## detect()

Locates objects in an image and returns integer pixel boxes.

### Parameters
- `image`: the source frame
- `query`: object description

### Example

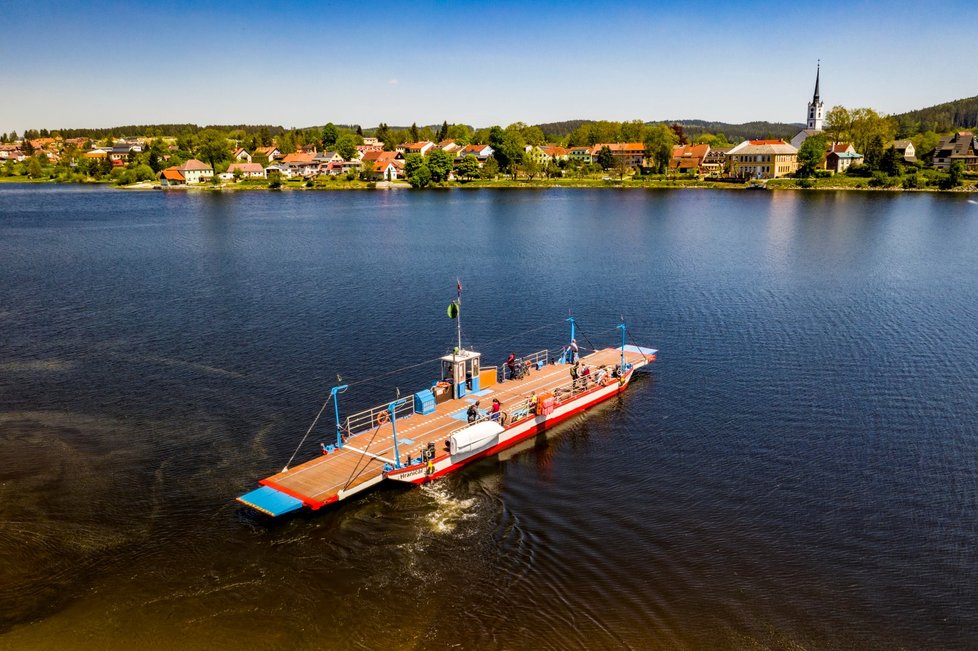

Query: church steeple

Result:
[812,61,821,103]
[807,61,824,131]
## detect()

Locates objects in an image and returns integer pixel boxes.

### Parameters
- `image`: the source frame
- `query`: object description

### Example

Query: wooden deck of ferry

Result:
[259,347,650,508]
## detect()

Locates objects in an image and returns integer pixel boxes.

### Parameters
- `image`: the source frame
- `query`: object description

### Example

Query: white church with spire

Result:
[791,62,825,149]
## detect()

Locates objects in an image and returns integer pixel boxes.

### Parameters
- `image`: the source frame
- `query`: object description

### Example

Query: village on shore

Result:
[2,66,976,192]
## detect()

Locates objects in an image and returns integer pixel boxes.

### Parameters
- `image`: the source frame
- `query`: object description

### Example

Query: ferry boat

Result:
[237,301,657,518]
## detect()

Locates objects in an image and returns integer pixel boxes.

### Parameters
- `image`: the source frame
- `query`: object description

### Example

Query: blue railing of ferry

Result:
[344,396,414,437]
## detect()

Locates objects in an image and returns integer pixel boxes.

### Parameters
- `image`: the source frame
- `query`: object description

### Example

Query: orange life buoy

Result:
[376,410,389,426]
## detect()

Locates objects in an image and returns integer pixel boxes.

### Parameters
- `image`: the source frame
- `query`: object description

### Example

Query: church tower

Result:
[807,62,824,131]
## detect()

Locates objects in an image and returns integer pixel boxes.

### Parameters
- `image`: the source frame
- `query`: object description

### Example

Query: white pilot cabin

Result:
[433,348,482,404]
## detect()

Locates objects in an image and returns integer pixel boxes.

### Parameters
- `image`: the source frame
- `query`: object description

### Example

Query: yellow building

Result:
[726,140,799,179]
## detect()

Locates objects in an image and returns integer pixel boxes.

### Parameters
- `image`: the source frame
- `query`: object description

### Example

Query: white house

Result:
[341,160,362,175]
[162,159,213,184]
[825,144,863,174]
[438,140,463,155]
[889,139,916,161]
[460,144,494,162]
[256,146,282,162]
[228,162,266,178]
[314,150,344,164]
[265,163,292,179]
[399,141,435,156]
[367,160,400,181]
[568,146,593,163]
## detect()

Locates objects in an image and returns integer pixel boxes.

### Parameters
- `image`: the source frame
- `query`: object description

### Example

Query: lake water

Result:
[1,184,977,649]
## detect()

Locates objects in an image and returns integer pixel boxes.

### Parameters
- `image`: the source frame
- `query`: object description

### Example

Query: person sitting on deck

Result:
[490,398,502,421]
[595,365,608,385]
[467,401,481,423]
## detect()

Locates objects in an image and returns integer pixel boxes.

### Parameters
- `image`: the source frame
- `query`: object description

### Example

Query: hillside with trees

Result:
[664,120,801,143]
[15,124,289,141]
[892,96,978,136]
[533,119,801,143]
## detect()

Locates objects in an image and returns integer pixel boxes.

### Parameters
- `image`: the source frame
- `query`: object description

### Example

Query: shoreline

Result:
[2,176,975,194]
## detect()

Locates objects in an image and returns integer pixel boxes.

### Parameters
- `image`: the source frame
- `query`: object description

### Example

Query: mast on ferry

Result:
[455,277,462,352]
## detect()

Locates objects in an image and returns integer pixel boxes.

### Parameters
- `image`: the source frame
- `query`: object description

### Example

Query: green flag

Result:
[447,301,459,318]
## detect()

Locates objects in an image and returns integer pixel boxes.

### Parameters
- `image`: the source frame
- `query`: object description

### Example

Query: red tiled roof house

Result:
[159,159,213,185]
[669,144,711,174]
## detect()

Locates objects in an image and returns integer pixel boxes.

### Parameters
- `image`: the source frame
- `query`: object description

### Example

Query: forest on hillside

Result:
[536,119,801,143]
[892,96,978,136]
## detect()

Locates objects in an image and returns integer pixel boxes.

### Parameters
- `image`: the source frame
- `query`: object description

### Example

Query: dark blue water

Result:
[1,184,977,649]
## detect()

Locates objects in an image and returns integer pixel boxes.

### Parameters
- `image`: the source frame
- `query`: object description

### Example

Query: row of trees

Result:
[403,151,482,187]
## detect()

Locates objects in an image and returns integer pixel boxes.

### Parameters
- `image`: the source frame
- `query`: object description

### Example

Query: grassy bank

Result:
[5,173,974,193]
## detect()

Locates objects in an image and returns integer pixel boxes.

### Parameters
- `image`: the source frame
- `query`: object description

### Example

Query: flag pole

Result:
[456,278,462,352]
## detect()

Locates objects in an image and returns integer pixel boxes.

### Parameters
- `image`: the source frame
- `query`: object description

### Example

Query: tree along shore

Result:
[6,175,974,194]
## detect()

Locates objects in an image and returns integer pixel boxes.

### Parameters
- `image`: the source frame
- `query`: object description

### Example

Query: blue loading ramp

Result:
[237,485,304,517]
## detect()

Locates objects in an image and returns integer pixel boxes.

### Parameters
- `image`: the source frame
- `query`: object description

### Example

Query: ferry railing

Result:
[345,396,414,437]
[498,348,551,382]
[554,365,616,402]
[522,348,550,368]
[552,344,579,364]
[505,397,534,422]
[503,366,618,425]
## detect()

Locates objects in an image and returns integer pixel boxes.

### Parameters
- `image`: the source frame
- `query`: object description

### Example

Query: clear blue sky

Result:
[2,0,975,133]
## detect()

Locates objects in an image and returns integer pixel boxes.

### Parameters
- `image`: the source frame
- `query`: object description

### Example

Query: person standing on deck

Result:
[569,339,579,363]
[506,352,517,380]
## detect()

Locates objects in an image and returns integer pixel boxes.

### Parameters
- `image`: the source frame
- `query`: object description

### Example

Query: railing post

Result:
[389,401,402,469]
[566,316,576,362]
[332,384,348,448]
[618,320,626,375]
